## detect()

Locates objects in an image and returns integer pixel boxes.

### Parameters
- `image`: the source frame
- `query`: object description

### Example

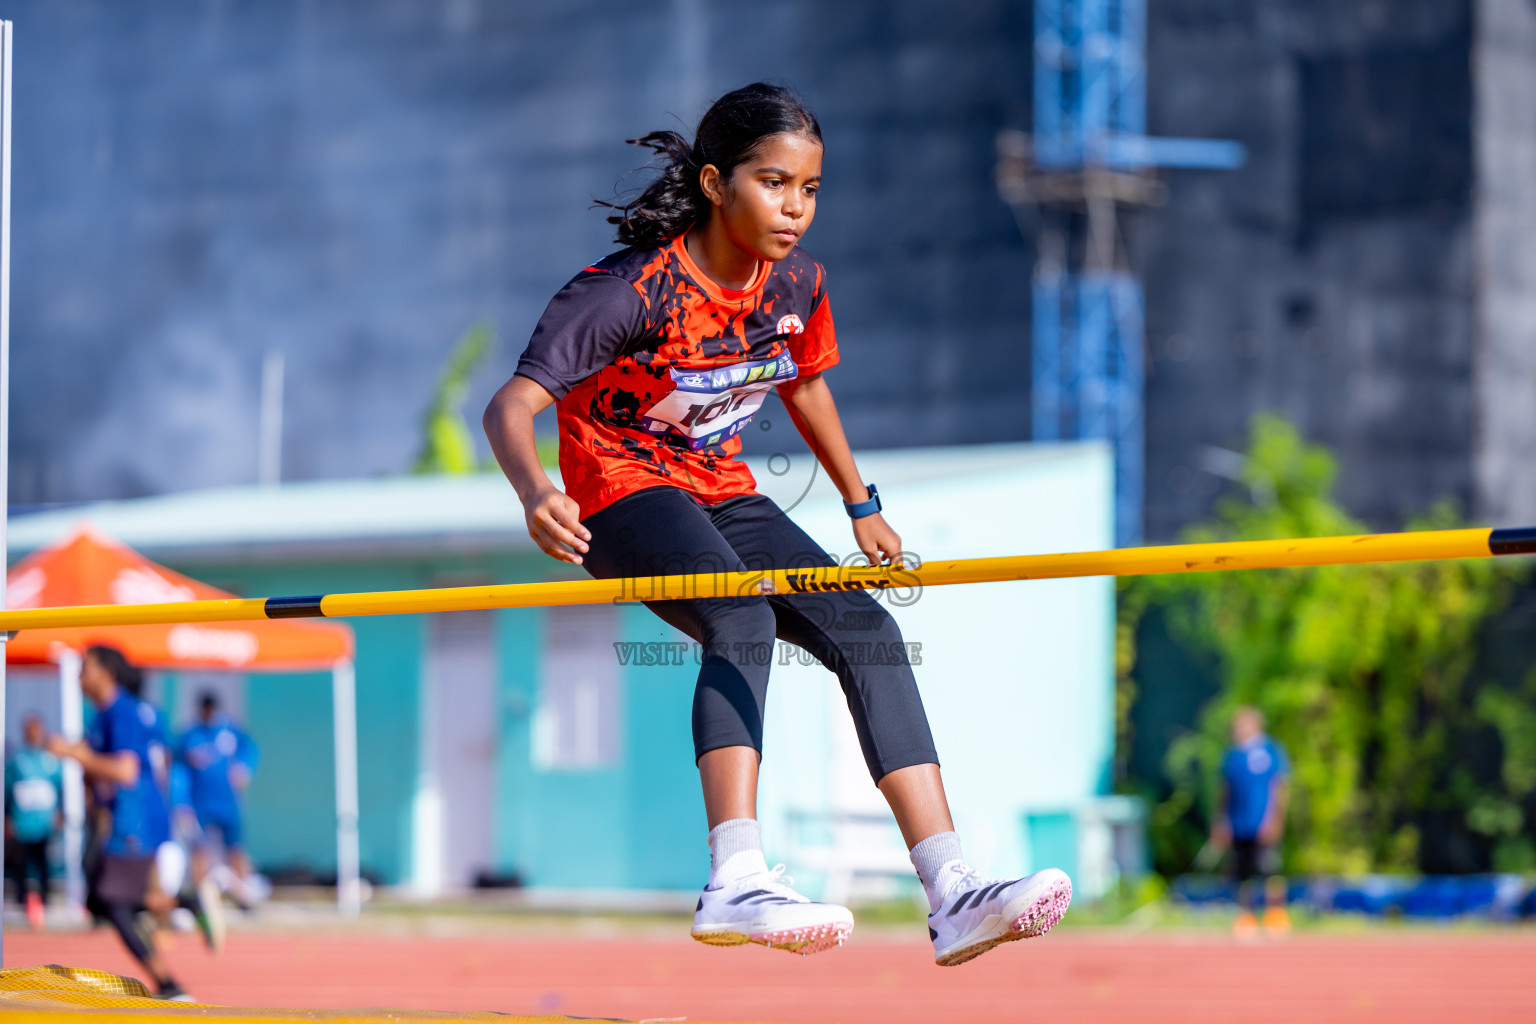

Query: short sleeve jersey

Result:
[1221,736,1290,841]
[514,235,837,519]
[91,689,171,855]
[5,746,63,844]
[178,714,259,818]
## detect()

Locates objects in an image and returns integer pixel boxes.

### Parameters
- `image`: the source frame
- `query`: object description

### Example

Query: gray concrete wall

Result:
[4,0,1033,503]
[1473,0,1536,528]
[1141,0,1477,538]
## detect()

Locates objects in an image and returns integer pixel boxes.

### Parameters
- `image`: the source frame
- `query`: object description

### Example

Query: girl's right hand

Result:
[526,487,591,565]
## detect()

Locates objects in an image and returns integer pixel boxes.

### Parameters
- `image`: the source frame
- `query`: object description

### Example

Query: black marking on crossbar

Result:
[265,595,326,618]
[1490,528,1536,557]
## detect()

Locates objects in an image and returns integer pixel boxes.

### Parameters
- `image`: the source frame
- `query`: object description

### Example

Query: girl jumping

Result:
[483,82,1071,966]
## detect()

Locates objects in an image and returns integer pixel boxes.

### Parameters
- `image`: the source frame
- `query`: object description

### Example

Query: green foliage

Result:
[535,436,560,469]
[414,323,496,475]
[1472,669,1536,871]
[1119,415,1531,875]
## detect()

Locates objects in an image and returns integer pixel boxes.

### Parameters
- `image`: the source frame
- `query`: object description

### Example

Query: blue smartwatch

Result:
[844,483,882,519]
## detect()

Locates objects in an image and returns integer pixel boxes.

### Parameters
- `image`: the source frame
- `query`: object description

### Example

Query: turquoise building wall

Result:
[157,553,705,889]
[164,560,437,886]
[492,602,704,889]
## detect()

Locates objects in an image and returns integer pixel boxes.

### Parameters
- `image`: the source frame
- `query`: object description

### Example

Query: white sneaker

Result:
[691,863,853,956]
[928,864,1072,966]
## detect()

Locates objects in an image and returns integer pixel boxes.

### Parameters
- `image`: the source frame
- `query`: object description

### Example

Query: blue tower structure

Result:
[999,0,1243,545]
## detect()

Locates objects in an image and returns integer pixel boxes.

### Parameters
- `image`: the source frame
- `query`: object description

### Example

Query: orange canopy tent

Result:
[4,525,362,915]
[5,525,352,668]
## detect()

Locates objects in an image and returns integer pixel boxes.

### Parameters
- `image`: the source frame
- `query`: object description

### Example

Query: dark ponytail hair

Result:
[599,82,822,250]
[85,644,144,695]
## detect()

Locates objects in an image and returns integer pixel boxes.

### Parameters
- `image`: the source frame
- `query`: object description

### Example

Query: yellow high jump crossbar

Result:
[0,526,1532,633]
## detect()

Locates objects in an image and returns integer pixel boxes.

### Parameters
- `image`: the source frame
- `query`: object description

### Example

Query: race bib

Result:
[13,777,58,813]
[638,353,798,450]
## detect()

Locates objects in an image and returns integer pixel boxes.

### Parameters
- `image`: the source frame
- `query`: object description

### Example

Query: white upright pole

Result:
[331,658,361,917]
[258,350,284,487]
[57,650,86,912]
[0,19,15,969]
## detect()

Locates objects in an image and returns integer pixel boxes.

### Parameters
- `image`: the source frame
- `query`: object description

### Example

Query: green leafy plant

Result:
[414,323,496,475]
[1119,415,1531,875]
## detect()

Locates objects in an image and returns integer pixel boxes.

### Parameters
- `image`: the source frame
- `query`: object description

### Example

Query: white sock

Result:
[909,830,970,913]
[707,818,768,888]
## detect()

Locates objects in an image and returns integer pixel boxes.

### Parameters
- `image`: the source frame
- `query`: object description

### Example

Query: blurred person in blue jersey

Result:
[6,714,64,929]
[111,669,222,945]
[178,692,260,907]
[1211,705,1291,937]
[48,645,191,1000]
[117,670,172,794]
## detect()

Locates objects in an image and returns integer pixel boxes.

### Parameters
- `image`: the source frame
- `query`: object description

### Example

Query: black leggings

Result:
[582,487,938,783]
[98,900,156,967]
[86,855,158,970]
[9,840,49,902]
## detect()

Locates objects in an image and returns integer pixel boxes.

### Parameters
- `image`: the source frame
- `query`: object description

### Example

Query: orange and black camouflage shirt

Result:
[514,235,837,520]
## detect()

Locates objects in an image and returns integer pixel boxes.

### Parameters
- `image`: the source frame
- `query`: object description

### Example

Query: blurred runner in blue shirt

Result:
[167,760,194,832]
[119,671,173,795]
[48,645,188,999]
[178,693,259,899]
[6,714,63,928]
[1211,705,1290,935]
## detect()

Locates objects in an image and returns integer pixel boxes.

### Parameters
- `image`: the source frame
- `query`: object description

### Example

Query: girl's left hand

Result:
[852,513,902,566]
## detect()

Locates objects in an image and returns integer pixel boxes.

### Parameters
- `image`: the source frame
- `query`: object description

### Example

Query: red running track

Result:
[8,927,1536,1023]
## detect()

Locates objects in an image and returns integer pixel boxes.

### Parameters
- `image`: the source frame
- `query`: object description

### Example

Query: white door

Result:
[533,604,620,771]
[416,608,498,894]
